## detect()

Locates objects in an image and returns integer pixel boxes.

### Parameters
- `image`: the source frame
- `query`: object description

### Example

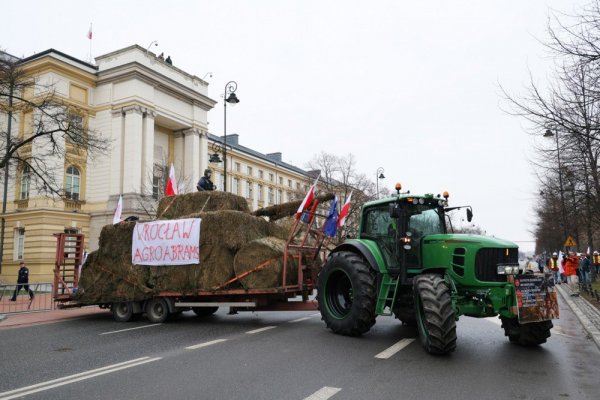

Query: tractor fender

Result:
[330,240,385,273]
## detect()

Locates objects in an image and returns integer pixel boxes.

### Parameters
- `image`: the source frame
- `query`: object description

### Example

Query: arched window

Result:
[66,166,80,200]
[20,166,30,200]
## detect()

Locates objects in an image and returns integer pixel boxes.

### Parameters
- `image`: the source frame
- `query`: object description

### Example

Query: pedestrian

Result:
[579,253,591,284]
[562,251,580,296]
[525,257,536,274]
[547,252,560,284]
[592,251,600,281]
[537,255,544,274]
[9,261,34,301]
[196,168,216,191]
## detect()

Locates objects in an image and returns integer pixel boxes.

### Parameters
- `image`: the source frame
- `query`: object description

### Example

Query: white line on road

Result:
[374,338,415,359]
[246,326,277,334]
[0,357,161,400]
[304,386,342,400]
[100,324,162,335]
[185,338,228,350]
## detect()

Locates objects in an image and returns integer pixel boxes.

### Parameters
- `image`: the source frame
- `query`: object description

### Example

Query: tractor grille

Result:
[475,248,518,282]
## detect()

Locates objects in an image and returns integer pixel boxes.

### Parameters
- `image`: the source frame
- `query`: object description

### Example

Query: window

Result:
[268,187,274,204]
[269,173,274,182]
[288,179,292,188]
[277,189,282,204]
[14,228,25,260]
[152,164,165,200]
[235,162,241,172]
[66,114,85,145]
[20,166,30,200]
[232,177,239,194]
[279,177,283,186]
[258,184,263,201]
[259,170,264,179]
[247,166,253,176]
[65,166,81,200]
[296,182,301,190]
[246,181,253,199]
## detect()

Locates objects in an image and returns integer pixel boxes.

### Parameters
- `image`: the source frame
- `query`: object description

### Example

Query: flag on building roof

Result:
[87,23,93,40]
[323,196,339,237]
[112,195,123,225]
[337,191,353,228]
[165,163,178,196]
[295,174,320,220]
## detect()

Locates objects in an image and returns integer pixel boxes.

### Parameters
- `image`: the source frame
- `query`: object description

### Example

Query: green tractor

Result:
[317,185,554,354]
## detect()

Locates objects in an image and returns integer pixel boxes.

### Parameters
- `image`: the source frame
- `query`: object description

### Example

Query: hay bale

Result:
[233,237,297,289]
[252,192,335,221]
[157,191,249,219]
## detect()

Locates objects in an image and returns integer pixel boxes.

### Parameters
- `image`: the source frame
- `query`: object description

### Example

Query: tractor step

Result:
[376,275,400,316]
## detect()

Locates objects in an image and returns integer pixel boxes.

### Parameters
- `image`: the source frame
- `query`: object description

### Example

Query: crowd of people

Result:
[527,251,600,297]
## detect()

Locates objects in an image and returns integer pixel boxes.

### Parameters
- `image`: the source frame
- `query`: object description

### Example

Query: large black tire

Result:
[393,292,417,326]
[146,298,169,323]
[500,317,553,346]
[112,302,134,322]
[193,307,219,317]
[317,251,377,336]
[414,274,457,354]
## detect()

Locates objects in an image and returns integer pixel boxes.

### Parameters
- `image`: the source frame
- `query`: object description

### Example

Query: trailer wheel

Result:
[146,298,169,323]
[317,251,376,336]
[500,317,553,346]
[112,302,134,322]
[414,274,457,354]
[193,307,219,317]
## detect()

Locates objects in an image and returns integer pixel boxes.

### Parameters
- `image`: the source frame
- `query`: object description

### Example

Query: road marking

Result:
[304,386,342,400]
[374,338,415,359]
[246,326,277,334]
[100,324,162,335]
[186,339,228,350]
[0,357,161,400]
[289,315,316,323]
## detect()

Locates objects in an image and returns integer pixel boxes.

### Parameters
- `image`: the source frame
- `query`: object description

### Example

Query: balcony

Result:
[64,199,83,211]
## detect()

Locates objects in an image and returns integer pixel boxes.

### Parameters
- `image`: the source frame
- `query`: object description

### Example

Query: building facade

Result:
[0,45,312,283]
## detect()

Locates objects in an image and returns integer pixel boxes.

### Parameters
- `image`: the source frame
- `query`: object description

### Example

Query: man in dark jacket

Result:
[196,169,216,191]
[10,261,34,301]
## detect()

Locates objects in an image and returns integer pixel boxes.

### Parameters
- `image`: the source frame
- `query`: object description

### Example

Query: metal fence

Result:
[0,282,55,314]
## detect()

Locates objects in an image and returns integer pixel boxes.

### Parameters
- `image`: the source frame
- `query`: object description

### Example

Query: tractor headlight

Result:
[497,265,519,275]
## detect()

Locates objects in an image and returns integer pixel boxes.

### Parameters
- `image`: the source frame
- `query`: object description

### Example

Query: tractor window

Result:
[408,208,445,240]
[362,206,398,267]
[363,207,391,236]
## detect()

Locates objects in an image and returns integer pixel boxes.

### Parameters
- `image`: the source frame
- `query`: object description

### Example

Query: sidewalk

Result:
[0,305,109,329]
[556,284,600,349]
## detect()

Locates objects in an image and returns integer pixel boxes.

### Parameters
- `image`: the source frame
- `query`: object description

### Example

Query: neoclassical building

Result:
[0,45,312,283]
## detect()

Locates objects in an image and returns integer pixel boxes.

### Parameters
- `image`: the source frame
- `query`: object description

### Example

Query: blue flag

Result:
[324,196,339,237]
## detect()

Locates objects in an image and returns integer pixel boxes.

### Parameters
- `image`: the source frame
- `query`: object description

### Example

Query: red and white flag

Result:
[295,174,320,220]
[87,23,93,40]
[337,191,353,228]
[112,195,123,224]
[164,163,178,196]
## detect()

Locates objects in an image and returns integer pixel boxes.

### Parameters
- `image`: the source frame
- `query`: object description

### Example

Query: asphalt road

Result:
[0,298,598,400]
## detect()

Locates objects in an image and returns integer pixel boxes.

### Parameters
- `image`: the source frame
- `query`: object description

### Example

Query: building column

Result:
[182,128,201,193]
[122,106,144,194]
[142,110,156,195]
[109,109,124,195]
[199,130,209,182]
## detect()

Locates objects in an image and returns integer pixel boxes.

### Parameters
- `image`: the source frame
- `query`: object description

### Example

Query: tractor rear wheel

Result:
[500,317,553,345]
[414,273,457,354]
[317,251,377,336]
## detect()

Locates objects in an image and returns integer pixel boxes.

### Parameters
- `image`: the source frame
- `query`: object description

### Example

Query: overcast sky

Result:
[2,0,591,253]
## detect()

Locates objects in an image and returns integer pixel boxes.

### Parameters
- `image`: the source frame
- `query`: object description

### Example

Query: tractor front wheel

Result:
[317,251,377,336]
[414,274,457,354]
[500,317,553,346]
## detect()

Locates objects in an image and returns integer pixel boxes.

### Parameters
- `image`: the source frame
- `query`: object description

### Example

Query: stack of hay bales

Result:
[76,191,326,304]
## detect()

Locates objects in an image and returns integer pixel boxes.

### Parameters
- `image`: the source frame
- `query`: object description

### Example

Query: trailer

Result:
[53,193,334,323]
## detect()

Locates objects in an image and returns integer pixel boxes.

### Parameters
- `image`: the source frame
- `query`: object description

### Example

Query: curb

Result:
[0,314,6,322]
[556,284,600,350]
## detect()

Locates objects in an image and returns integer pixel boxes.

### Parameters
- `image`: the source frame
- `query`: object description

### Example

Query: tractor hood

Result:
[422,233,517,249]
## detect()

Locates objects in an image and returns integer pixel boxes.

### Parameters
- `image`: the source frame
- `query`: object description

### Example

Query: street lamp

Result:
[223,81,239,192]
[376,167,385,199]
[544,129,568,246]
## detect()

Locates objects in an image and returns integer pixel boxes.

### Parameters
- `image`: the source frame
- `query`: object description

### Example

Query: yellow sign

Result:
[564,236,577,247]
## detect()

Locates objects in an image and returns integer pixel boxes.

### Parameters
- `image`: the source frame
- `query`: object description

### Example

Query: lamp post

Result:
[544,129,568,246]
[223,81,239,192]
[376,167,385,199]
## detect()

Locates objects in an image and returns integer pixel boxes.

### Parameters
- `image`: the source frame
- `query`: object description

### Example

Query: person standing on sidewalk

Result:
[10,261,35,301]
[592,251,600,281]
[579,253,591,284]
[562,251,580,296]
[548,252,561,284]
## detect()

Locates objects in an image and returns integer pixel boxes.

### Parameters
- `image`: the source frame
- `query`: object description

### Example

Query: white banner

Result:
[132,218,201,266]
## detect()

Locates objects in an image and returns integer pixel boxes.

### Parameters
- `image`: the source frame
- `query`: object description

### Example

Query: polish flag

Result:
[337,191,353,228]
[87,24,93,40]
[165,163,178,196]
[112,195,123,224]
[295,175,319,220]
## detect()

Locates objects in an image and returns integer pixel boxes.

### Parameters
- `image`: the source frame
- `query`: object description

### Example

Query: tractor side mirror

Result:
[467,208,473,223]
